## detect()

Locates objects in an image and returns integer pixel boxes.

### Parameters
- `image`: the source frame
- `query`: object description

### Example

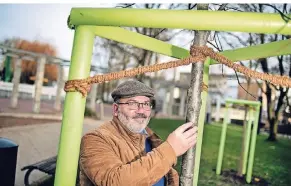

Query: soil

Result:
[0,116,61,128]
[214,169,269,186]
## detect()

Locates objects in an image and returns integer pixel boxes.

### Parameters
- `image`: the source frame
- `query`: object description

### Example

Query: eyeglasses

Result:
[117,101,153,111]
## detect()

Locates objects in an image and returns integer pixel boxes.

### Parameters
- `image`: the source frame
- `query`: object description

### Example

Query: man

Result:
[79,80,198,186]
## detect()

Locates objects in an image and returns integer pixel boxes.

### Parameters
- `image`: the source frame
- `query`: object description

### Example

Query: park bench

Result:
[21,156,80,186]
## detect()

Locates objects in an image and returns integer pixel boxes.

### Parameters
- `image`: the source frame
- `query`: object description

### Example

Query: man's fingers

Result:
[183,126,198,139]
[187,133,198,142]
[189,138,197,147]
[175,122,193,134]
[188,134,198,146]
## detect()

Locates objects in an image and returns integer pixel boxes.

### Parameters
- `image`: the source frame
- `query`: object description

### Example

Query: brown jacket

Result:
[79,116,179,186]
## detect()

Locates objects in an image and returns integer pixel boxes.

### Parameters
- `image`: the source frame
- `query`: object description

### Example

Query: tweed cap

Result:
[111,80,155,102]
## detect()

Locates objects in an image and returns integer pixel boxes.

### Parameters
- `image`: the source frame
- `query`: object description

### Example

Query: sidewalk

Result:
[0,118,106,186]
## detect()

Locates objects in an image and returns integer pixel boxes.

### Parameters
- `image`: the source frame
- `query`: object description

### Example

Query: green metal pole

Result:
[93,26,189,59]
[242,108,253,175]
[193,57,210,186]
[91,26,291,63]
[54,25,94,186]
[4,56,11,82]
[224,98,260,106]
[246,105,261,183]
[68,8,291,35]
[216,103,229,175]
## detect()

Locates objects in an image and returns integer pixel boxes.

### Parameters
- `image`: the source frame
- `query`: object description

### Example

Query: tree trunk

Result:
[257,96,263,134]
[180,4,210,186]
[265,83,277,141]
[268,118,277,141]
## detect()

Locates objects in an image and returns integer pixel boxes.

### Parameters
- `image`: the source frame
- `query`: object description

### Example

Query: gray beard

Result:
[117,111,150,133]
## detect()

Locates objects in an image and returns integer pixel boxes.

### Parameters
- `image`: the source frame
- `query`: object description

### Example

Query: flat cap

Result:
[111,80,155,102]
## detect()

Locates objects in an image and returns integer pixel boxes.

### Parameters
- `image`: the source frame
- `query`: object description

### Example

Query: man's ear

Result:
[113,103,118,116]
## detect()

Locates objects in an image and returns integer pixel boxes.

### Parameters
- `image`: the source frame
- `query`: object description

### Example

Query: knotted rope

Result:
[64,45,291,97]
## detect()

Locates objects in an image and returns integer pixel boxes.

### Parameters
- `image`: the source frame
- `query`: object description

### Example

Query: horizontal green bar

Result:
[69,8,291,35]
[92,26,189,59]
[91,26,291,66]
[226,98,261,106]
[214,39,291,65]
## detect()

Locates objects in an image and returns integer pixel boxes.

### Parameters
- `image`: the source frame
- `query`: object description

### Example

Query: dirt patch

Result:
[214,169,269,186]
[0,116,61,128]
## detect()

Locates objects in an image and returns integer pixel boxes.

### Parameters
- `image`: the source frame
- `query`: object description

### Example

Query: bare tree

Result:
[219,3,291,141]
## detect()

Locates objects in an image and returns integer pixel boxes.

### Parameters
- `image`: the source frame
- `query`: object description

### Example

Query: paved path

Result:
[0,118,106,186]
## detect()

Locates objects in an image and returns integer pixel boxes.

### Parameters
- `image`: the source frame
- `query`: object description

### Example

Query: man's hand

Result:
[166,122,198,157]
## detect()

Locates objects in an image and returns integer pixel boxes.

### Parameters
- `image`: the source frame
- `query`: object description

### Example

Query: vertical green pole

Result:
[4,56,12,82]
[193,57,210,186]
[242,108,253,174]
[216,102,229,175]
[246,105,260,183]
[54,26,94,186]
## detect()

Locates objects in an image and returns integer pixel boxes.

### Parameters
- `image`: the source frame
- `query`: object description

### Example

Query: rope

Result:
[64,45,291,97]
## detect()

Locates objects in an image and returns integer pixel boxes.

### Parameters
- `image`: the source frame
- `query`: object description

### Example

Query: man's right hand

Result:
[166,122,198,157]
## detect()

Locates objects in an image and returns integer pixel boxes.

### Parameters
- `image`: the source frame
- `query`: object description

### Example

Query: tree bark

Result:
[268,118,277,141]
[180,4,210,186]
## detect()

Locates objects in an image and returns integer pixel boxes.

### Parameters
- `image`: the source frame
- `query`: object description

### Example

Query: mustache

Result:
[133,113,147,119]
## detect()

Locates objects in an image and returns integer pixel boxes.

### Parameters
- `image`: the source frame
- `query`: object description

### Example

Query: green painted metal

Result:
[246,105,261,183]
[193,57,211,186]
[216,98,261,183]
[212,39,291,65]
[216,103,229,175]
[92,26,189,59]
[226,98,261,106]
[54,26,94,186]
[4,56,11,82]
[91,26,291,65]
[243,109,253,174]
[211,39,291,64]
[69,8,291,35]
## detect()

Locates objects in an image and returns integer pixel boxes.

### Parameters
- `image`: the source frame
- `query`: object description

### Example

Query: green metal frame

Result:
[216,98,261,183]
[54,8,291,186]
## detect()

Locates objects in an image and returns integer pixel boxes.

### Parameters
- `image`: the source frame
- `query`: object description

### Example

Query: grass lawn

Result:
[148,118,291,186]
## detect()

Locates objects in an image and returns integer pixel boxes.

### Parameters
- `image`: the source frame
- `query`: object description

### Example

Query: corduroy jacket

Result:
[79,116,179,186]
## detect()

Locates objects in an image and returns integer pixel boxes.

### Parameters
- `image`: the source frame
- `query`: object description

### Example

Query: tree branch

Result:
[188,4,197,10]
[116,3,135,8]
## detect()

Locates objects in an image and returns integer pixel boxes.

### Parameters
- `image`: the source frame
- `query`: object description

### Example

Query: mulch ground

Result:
[0,116,61,128]
[218,169,269,186]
